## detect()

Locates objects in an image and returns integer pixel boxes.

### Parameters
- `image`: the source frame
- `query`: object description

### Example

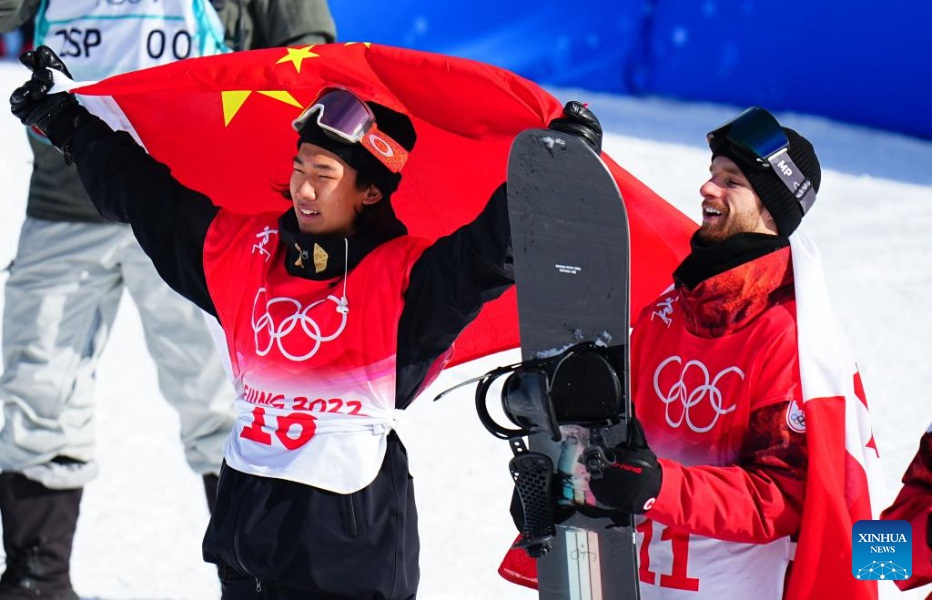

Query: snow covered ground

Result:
[0,61,929,599]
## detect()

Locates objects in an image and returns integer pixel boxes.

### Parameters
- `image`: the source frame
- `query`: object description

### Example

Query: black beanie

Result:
[296,102,417,196]
[712,127,821,237]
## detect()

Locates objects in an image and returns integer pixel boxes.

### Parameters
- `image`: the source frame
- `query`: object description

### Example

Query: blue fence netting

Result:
[330,0,932,140]
[5,3,928,139]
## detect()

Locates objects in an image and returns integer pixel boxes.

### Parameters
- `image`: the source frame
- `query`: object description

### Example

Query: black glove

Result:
[10,46,88,152]
[548,100,602,155]
[586,416,662,514]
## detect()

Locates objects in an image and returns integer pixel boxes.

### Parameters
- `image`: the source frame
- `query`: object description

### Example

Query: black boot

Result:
[203,473,219,515]
[0,472,81,599]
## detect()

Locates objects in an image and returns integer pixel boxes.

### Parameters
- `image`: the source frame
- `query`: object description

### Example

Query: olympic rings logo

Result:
[652,356,743,433]
[786,399,806,433]
[251,288,348,361]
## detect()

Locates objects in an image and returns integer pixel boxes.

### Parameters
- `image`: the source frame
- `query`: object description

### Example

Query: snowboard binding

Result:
[468,342,627,558]
[473,341,625,441]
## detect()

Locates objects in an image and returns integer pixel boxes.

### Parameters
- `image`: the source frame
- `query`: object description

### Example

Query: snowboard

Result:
[505,128,640,600]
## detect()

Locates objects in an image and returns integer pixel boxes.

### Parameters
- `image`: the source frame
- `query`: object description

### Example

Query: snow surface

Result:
[0,62,929,599]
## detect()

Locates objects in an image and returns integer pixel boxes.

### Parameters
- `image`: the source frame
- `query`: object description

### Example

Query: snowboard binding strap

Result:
[473,342,625,441]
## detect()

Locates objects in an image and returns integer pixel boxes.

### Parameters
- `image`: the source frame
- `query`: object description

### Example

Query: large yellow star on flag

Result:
[276,46,319,73]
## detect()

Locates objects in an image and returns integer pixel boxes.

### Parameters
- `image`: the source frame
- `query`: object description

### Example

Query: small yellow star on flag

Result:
[276,46,319,73]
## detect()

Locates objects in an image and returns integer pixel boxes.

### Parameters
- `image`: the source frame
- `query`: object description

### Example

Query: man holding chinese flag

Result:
[8,44,614,598]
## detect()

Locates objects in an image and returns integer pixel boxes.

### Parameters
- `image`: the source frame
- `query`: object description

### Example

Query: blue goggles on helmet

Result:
[707,107,816,214]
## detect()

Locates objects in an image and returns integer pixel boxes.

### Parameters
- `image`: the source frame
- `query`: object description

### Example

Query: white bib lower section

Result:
[224,388,402,494]
[638,519,790,599]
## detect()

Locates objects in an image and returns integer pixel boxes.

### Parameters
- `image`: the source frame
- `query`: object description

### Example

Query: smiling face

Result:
[696,156,778,243]
[289,142,382,237]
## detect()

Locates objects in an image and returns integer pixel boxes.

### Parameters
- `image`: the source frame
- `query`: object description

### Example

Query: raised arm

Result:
[395,183,514,408]
[394,102,604,408]
[10,46,219,315]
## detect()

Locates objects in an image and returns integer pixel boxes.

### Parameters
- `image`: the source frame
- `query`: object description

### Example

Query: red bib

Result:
[204,211,428,492]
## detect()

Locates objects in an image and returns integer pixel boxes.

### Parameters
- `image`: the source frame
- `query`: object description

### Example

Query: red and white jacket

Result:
[634,246,804,599]
[203,210,429,493]
[499,234,881,600]
[881,424,932,592]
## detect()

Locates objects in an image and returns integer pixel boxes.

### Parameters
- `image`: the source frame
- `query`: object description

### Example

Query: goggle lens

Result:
[293,88,374,143]
[708,107,787,164]
[707,107,816,214]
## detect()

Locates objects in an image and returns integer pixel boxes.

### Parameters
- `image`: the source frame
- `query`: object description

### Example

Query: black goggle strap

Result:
[766,149,816,214]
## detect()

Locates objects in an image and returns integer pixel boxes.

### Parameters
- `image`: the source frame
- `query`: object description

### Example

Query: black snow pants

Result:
[204,432,419,599]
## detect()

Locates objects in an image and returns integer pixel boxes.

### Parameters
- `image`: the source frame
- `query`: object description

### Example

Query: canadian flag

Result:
[785,231,882,600]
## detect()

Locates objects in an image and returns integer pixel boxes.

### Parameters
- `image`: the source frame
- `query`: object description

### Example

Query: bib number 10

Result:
[238,398,364,451]
[240,406,317,450]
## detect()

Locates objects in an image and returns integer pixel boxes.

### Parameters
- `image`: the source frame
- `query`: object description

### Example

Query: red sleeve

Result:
[881,428,932,591]
[646,401,807,544]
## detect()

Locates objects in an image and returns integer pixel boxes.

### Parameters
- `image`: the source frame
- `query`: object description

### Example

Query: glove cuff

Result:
[43,102,92,152]
[549,118,602,155]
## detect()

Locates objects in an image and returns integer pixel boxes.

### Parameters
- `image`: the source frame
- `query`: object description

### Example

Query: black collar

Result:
[673,231,789,290]
[277,211,407,280]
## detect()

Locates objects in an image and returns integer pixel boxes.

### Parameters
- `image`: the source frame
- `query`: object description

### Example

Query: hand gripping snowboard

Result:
[502,129,639,599]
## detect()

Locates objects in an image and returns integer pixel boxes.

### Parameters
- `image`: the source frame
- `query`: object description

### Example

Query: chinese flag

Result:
[71,42,694,366]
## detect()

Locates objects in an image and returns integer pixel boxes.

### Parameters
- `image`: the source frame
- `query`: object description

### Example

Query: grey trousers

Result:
[0,218,234,489]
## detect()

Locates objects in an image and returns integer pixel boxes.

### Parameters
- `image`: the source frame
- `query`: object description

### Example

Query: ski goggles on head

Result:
[292,87,409,173]
[707,106,816,214]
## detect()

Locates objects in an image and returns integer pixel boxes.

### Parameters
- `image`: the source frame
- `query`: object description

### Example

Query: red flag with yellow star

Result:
[70,42,694,366]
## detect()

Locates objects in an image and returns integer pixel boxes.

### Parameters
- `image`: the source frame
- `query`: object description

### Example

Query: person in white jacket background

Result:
[0,1,335,597]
